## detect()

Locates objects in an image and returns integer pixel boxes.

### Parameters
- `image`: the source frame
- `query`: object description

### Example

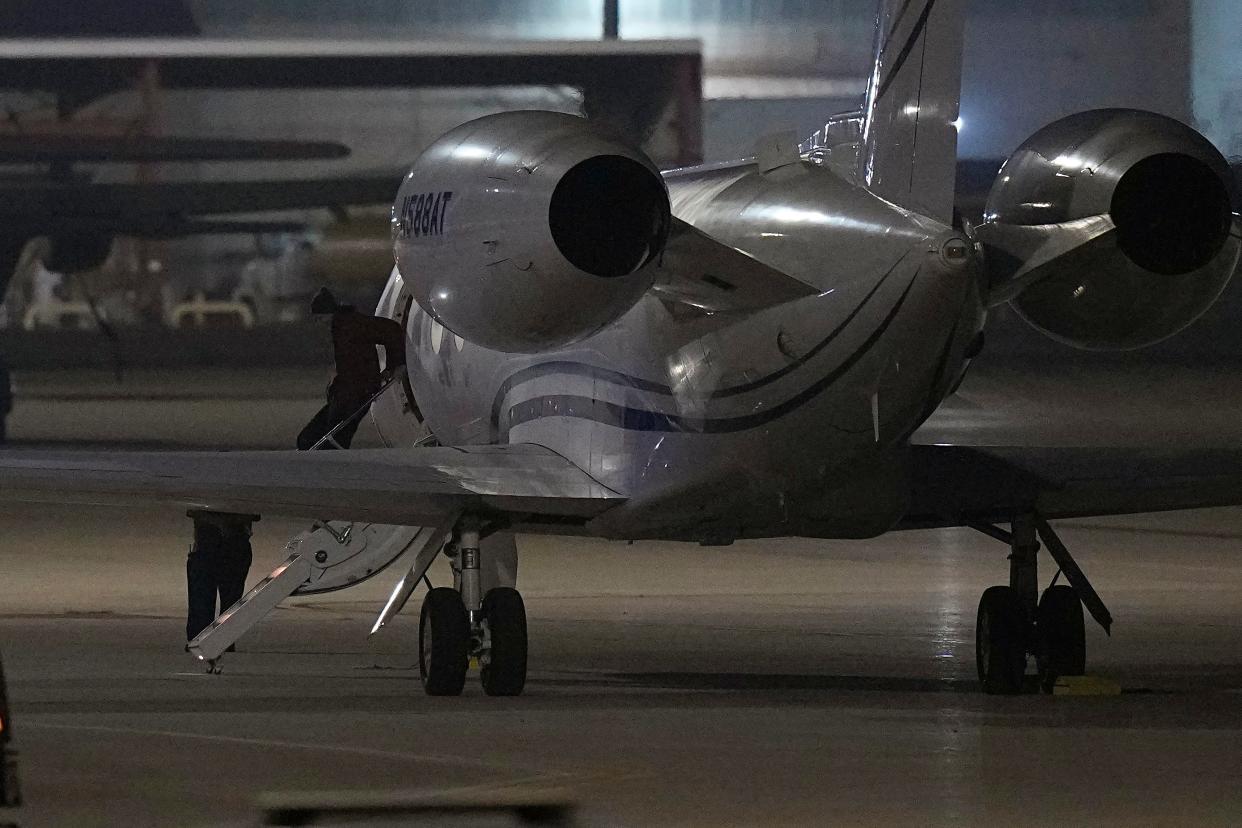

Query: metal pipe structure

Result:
[603,0,619,39]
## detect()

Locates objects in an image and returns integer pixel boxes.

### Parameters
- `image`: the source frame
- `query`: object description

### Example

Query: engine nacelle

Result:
[392,111,670,353]
[980,109,1239,350]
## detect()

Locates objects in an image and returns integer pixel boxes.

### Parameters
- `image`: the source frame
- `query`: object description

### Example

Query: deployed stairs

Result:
[187,517,455,667]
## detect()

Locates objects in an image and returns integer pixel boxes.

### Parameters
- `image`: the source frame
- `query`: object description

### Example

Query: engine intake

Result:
[394,111,670,353]
[980,109,1240,350]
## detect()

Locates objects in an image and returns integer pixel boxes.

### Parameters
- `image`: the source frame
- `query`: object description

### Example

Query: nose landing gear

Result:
[970,514,1111,694]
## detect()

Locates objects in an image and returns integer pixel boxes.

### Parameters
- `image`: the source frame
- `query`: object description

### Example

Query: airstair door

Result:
[188,520,452,664]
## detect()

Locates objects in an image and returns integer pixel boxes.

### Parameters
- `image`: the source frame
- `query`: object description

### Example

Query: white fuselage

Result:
[373,158,985,542]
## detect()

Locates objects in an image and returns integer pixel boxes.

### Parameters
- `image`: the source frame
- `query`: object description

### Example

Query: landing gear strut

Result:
[417,519,528,697]
[970,514,1111,694]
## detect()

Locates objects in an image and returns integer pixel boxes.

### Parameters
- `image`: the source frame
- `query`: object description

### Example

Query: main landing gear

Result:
[971,514,1112,694]
[418,520,528,697]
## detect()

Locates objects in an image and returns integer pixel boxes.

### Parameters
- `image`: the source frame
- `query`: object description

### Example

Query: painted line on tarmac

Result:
[23,720,564,776]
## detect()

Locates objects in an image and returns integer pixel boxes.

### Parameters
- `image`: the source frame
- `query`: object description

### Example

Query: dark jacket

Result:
[331,310,405,393]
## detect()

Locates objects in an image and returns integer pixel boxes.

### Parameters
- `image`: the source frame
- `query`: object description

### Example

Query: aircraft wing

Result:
[0,445,622,525]
[1,38,703,166]
[0,135,350,164]
[905,363,1242,527]
[2,38,700,93]
[903,443,1242,528]
[1,174,400,237]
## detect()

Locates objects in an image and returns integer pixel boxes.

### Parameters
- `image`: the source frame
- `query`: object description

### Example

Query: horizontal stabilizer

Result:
[652,218,820,313]
[975,214,1117,306]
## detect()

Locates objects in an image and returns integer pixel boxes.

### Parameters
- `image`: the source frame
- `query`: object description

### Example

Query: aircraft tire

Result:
[419,587,469,696]
[480,587,527,697]
[976,586,1026,695]
[1036,585,1086,693]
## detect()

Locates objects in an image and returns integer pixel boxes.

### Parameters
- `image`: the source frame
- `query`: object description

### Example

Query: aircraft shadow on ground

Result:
[597,672,977,693]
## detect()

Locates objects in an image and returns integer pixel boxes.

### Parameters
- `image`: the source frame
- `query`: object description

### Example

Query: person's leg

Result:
[186,525,222,641]
[325,387,372,449]
[331,413,363,449]
[296,403,334,450]
[217,537,253,612]
[205,519,257,653]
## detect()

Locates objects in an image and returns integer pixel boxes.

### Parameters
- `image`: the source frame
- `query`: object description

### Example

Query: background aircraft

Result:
[5,0,1147,322]
[0,0,702,306]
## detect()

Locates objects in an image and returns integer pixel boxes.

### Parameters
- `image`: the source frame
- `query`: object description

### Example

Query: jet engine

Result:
[978,109,1239,350]
[392,111,671,353]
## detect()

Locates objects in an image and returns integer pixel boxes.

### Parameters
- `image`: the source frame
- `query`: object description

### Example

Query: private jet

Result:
[3,0,1240,698]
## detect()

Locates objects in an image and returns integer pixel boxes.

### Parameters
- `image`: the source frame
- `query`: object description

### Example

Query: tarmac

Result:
[1,367,1241,826]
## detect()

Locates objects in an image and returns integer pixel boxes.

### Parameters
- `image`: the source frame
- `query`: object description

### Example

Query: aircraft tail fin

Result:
[858,0,965,223]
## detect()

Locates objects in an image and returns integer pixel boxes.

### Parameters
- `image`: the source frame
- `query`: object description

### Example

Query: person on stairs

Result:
[297,287,406,450]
